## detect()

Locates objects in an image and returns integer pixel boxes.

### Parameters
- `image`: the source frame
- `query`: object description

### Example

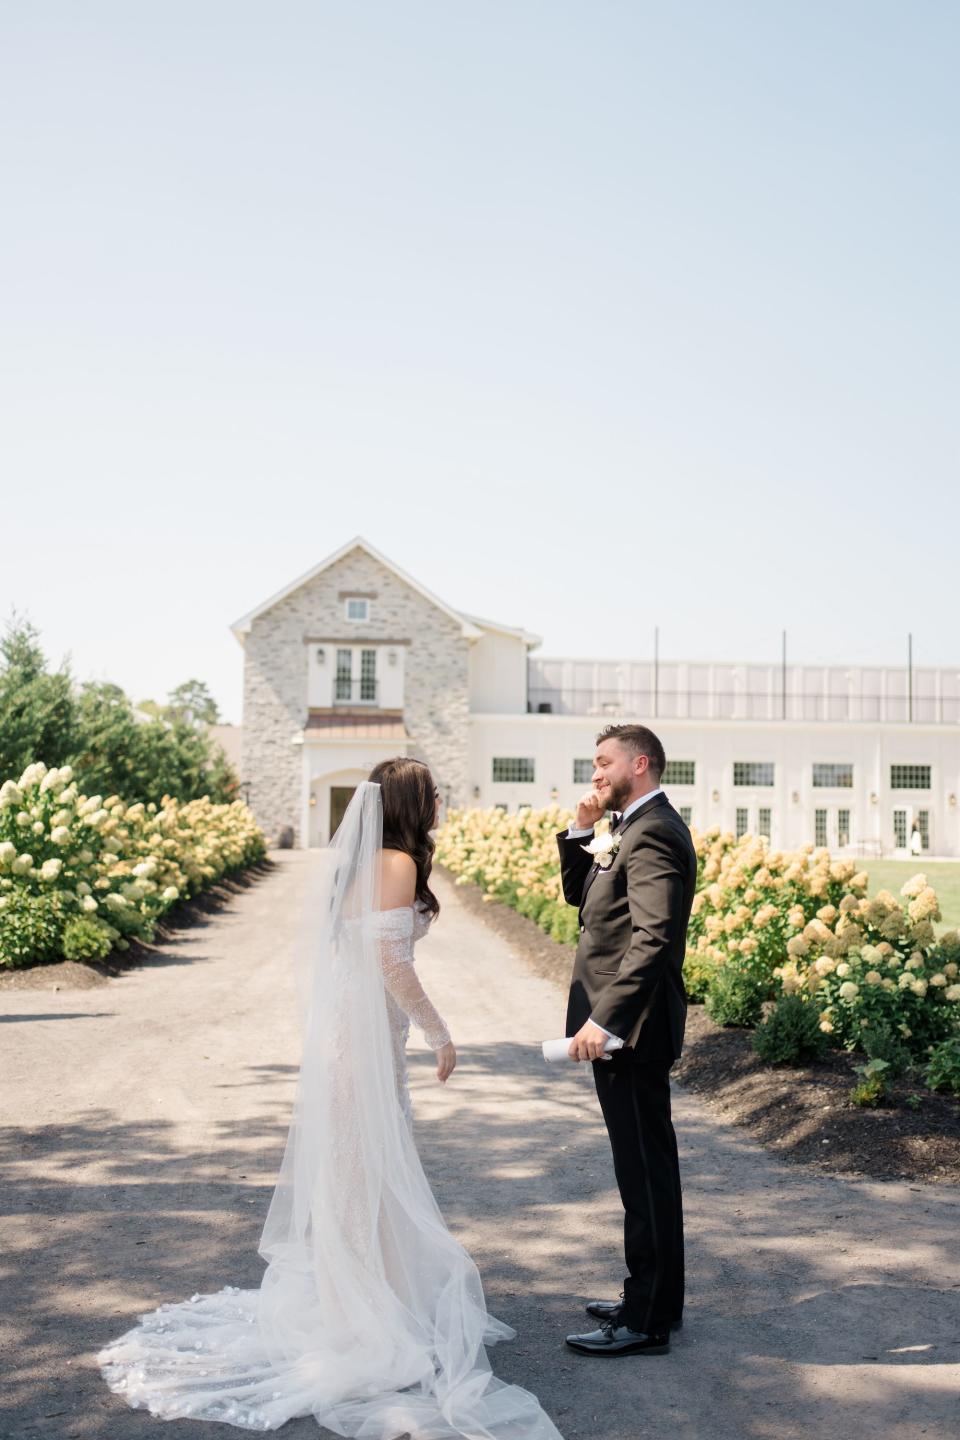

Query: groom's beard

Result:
[602,778,634,814]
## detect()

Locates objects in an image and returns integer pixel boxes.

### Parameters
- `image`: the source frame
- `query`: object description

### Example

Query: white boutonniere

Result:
[581,830,621,869]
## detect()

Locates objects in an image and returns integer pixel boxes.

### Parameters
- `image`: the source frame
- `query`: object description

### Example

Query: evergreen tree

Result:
[0,614,238,805]
[0,615,75,779]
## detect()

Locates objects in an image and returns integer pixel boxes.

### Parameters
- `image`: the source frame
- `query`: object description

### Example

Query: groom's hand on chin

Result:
[575,787,608,830]
[568,1020,610,1062]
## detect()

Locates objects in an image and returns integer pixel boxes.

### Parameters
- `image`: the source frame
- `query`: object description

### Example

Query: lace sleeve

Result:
[374,910,451,1051]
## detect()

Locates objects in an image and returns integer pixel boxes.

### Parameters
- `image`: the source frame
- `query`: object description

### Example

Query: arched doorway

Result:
[307,767,369,847]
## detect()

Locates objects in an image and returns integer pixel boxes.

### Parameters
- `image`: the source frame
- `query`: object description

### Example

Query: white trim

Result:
[301,732,408,746]
[460,612,542,649]
[229,536,484,643]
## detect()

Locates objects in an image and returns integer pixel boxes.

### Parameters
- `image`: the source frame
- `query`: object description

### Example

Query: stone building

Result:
[230,536,537,846]
[233,538,960,856]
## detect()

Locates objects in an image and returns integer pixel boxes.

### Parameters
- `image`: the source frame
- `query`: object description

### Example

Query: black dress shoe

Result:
[585,1299,683,1331]
[566,1322,670,1356]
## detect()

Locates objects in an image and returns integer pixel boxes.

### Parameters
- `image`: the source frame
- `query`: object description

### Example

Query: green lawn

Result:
[865,859,960,933]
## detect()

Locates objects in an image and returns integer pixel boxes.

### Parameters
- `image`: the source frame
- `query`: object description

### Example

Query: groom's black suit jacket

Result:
[557,793,697,1065]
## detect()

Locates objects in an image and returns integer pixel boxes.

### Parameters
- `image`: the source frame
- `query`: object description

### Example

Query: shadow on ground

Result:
[3,1039,959,1440]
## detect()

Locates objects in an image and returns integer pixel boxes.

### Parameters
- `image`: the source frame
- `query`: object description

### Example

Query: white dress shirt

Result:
[566,787,665,1043]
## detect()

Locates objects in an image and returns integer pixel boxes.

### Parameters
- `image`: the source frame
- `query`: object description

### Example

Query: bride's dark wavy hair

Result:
[367,757,440,918]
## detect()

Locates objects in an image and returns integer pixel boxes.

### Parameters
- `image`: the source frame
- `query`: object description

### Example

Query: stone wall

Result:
[240,548,470,844]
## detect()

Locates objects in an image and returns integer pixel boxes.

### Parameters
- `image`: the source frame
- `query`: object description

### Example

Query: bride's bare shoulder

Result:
[379,848,416,909]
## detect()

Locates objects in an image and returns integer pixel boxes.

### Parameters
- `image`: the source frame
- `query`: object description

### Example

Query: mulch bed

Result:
[0,858,276,992]
[441,868,960,1187]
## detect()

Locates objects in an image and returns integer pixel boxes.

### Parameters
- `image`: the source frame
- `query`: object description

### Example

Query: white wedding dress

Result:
[97,783,563,1440]
[375,900,449,1129]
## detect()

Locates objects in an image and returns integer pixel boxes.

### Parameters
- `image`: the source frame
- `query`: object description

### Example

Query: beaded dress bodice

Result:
[369,901,448,1124]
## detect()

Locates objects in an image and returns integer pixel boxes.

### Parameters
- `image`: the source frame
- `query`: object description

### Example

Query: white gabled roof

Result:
[230,535,487,643]
[460,613,542,650]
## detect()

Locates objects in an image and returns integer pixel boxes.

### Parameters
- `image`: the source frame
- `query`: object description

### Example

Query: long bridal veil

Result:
[98,781,564,1439]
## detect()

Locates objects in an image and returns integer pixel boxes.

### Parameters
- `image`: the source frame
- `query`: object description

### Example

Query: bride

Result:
[97,758,563,1440]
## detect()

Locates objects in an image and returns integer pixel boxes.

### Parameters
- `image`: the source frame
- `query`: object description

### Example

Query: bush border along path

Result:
[440,864,960,1185]
[0,761,267,974]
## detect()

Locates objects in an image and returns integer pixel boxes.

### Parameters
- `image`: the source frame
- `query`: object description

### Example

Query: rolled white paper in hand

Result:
[541,1035,624,1064]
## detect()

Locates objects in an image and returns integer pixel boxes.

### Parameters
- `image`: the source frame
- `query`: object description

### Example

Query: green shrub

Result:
[924,1037,960,1096]
[849,1057,889,1107]
[705,965,767,1027]
[753,994,828,1065]
[547,902,581,947]
[61,915,115,962]
[516,891,548,924]
[683,951,715,1003]
[861,1025,913,1079]
[0,890,65,968]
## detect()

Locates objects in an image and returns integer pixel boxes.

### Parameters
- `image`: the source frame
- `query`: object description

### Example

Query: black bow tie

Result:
[610,812,624,834]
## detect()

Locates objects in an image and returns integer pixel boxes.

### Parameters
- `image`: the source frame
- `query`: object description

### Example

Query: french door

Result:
[735,806,772,841]
[893,807,930,853]
[814,808,852,849]
[334,647,377,705]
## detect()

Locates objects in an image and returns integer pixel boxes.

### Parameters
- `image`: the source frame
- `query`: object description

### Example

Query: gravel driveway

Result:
[2,851,958,1440]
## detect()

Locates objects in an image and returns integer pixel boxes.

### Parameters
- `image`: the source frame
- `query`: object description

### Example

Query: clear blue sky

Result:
[1,1,957,724]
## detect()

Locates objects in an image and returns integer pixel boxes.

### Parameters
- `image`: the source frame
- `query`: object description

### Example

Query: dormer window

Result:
[345,596,370,622]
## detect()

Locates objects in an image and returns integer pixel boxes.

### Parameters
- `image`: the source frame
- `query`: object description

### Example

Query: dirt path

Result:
[2,853,958,1440]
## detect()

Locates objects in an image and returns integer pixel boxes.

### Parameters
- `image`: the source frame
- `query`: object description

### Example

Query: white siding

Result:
[468,630,528,714]
[468,715,960,857]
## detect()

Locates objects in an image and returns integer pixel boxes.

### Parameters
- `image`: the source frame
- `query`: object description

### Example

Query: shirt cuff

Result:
[567,825,595,838]
[588,1017,625,1048]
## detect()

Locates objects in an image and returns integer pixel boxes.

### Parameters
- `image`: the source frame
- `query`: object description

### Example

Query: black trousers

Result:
[592,1052,684,1333]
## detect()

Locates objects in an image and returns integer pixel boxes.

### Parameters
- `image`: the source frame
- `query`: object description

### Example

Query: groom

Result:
[557,723,697,1356]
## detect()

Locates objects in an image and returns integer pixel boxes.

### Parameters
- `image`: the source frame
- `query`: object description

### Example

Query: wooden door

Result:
[329,786,356,840]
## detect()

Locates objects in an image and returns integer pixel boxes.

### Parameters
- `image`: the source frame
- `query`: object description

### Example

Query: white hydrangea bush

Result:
[0,762,266,968]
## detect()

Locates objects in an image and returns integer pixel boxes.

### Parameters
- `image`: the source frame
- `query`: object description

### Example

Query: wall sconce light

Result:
[550,786,559,802]
[869,792,878,805]
[711,789,720,803]
[316,648,326,664]
[949,793,957,808]
[309,793,317,808]
[473,785,481,800]
[791,791,800,804]
[388,650,397,666]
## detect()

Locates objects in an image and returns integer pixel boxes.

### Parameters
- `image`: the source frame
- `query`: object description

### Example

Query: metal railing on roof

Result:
[526,688,960,725]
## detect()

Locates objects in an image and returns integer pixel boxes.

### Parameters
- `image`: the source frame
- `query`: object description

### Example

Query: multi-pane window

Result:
[573,758,593,784]
[815,810,828,847]
[663,760,695,785]
[837,809,851,847]
[758,808,771,839]
[735,808,749,840]
[893,810,908,848]
[334,646,377,702]
[359,648,376,702]
[918,810,930,850]
[890,765,931,790]
[335,648,352,701]
[679,806,692,826]
[492,757,535,783]
[813,763,853,788]
[344,597,370,621]
[733,762,774,787]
